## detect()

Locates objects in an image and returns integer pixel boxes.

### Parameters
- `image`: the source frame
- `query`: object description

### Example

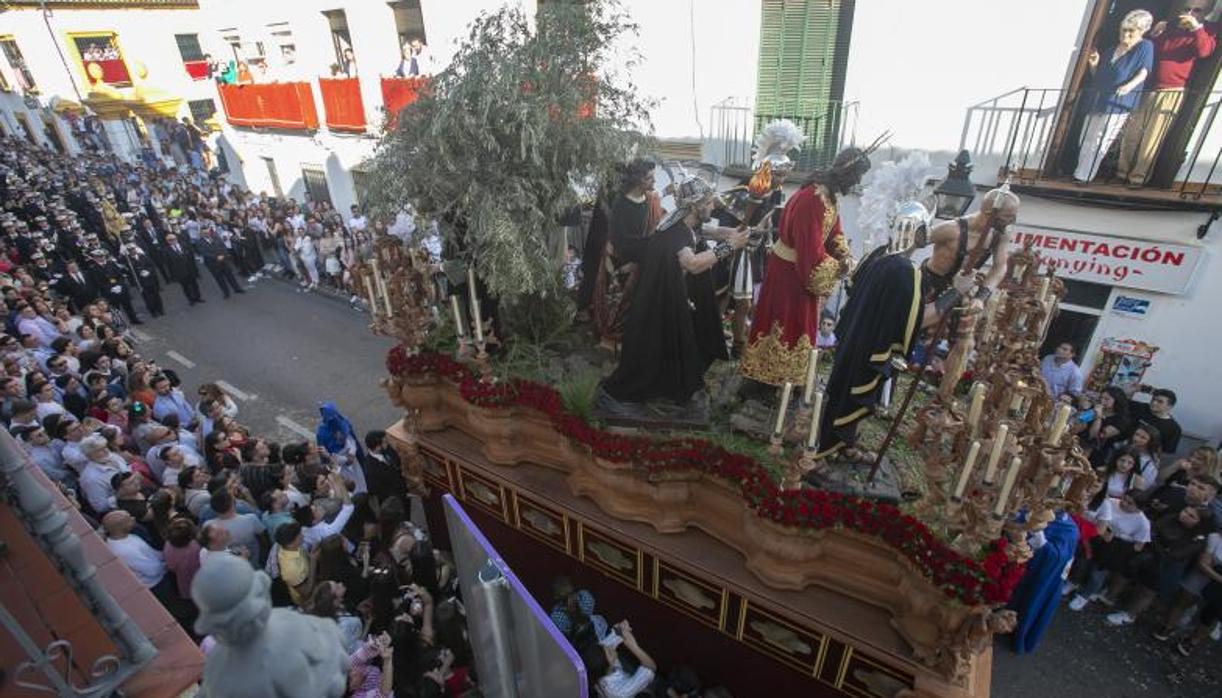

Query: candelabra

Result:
[909,240,1098,560]
[356,238,437,349]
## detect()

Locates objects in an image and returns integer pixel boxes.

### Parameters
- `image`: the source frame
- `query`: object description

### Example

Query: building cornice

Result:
[0,0,199,10]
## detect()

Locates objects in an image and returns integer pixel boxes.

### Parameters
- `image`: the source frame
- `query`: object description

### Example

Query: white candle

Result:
[984,290,1000,324]
[372,257,390,312]
[1011,263,1026,281]
[1015,312,1028,330]
[983,424,1009,484]
[1047,404,1072,445]
[382,276,394,318]
[802,349,820,405]
[805,391,824,450]
[953,440,982,499]
[364,275,378,314]
[966,382,985,433]
[1009,384,1025,413]
[472,298,484,344]
[1038,276,1050,303]
[774,381,794,436]
[994,455,1023,518]
[880,378,892,409]
[450,295,466,337]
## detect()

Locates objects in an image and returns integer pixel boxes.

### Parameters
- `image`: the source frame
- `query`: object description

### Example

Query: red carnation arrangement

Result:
[390,347,1026,606]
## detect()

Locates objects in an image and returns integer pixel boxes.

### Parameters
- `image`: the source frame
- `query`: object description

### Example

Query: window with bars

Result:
[0,37,38,92]
[302,167,333,206]
[754,0,855,167]
[188,99,217,127]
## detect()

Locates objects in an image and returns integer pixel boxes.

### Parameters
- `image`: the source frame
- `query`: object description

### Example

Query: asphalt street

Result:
[127,270,1222,697]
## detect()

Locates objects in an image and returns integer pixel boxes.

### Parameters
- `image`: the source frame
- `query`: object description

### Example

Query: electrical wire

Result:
[689,0,704,139]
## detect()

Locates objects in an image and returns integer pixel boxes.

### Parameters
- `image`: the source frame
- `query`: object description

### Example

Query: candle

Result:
[773,381,794,436]
[1047,404,1072,445]
[802,349,820,405]
[1011,263,1026,281]
[805,391,824,449]
[1008,383,1025,413]
[364,274,377,314]
[372,257,390,314]
[382,277,394,318]
[966,382,985,433]
[994,455,1023,518]
[983,424,1009,484]
[953,440,982,499]
[880,378,892,410]
[450,295,466,337]
[984,289,1000,323]
[472,298,484,344]
[1038,276,1050,303]
[1015,312,1028,330]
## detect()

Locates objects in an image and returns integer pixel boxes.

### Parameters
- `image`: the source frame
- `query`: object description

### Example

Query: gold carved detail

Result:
[749,619,813,657]
[587,541,633,572]
[740,324,816,387]
[661,577,716,611]
[464,479,499,507]
[520,507,560,536]
[826,232,850,261]
[807,255,843,296]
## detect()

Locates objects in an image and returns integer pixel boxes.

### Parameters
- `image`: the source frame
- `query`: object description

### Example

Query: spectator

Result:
[79,432,130,513]
[1088,448,1146,512]
[203,487,268,566]
[1068,490,1152,611]
[1102,504,1212,627]
[103,509,176,607]
[1039,342,1084,398]
[294,470,355,550]
[581,619,657,698]
[1130,387,1183,455]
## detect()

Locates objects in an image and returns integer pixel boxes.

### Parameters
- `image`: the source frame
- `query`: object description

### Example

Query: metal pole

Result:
[41,1,83,103]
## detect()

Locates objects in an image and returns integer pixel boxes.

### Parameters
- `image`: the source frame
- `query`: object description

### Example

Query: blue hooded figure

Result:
[1008,511,1079,654]
[316,401,368,493]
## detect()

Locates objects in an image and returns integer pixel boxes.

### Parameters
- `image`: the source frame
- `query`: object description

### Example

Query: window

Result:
[175,34,205,62]
[389,1,427,47]
[70,32,132,87]
[754,0,855,168]
[323,9,355,75]
[268,22,296,70]
[302,167,333,206]
[188,99,217,128]
[0,37,37,92]
[263,157,284,197]
[351,167,371,207]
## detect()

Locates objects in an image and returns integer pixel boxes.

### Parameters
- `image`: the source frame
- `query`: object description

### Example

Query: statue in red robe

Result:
[740,147,872,386]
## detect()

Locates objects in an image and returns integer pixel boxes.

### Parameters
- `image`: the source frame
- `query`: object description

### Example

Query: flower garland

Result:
[387,347,1025,606]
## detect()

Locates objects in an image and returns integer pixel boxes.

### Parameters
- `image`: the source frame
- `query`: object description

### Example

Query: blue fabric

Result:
[1008,512,1079,654]
[1088,40,1153,114]
[315,401,361,456]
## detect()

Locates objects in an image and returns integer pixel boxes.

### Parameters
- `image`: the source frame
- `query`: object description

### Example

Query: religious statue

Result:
[595,172,748,424]
[919,184,1019,303]
[739,141,883,388]
[192,553,349,698]
[589,158,664,348]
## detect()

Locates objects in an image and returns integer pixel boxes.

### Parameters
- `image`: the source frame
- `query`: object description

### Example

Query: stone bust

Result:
[192,553,349,698]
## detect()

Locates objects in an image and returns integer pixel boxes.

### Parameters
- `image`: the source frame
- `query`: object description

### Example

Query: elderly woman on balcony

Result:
[1074,9,1154,184]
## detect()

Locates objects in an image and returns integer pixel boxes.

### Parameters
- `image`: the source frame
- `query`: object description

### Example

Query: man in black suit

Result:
[122,243,164,317]
[163,232,204,305]
[195,224,244,299]
[87,248,142,325]
[56,260,99,311]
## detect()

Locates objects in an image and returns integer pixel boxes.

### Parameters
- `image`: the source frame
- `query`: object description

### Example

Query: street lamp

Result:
[934,149,976,219]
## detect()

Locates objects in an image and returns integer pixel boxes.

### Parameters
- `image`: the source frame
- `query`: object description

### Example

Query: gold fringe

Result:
[806,256,842,297]
[740,324,816,387]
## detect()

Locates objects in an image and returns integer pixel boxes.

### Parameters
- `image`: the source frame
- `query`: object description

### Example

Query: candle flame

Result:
[748,161,774,198]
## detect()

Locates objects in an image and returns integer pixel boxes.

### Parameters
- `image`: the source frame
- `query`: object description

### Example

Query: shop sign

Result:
[1111,295,1150,318]
[1009,226,1203,294]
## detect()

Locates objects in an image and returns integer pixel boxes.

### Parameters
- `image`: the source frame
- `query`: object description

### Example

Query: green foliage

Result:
[365,0,654,304]
[558,369,603,423]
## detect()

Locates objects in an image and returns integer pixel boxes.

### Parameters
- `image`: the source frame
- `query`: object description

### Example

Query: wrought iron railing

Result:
[0,428,156,696]
[707,97,859,176]
[960,87,1222,200]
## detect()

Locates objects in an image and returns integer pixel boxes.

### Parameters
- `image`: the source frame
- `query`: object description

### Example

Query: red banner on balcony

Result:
[318,77,366,133]
[183,60,210,81]
[217,82,320,131]
[380,76,429,128]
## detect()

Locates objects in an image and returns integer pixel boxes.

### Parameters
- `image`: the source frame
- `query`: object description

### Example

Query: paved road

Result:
[130,271,1222,697]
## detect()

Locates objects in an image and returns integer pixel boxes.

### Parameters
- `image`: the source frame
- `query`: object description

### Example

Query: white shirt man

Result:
[104,510,166,588]
[1040,342,1084,398]
[79,436,131,513]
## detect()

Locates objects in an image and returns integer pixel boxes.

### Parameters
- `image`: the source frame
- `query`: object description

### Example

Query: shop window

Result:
[0,37,38,92]
[1060,278,1112,310]
[302,167,333,206]
[389,1,428,47]
[188,98,217,128]
[70,32,132,87]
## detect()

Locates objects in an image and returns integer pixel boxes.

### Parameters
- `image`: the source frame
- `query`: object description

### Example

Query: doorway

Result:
[262,156,283,197]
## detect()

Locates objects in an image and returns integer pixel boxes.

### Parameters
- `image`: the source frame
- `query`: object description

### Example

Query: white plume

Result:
[857,151,936,247]
[751,119,806,170]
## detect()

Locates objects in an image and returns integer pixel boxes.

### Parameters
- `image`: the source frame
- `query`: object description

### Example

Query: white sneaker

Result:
[1060,581,1078,597]
[1105,611,1135,626]
[1068,595,1089,611]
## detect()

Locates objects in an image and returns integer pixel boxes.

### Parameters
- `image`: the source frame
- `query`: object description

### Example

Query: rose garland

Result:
[388,346,1025,605]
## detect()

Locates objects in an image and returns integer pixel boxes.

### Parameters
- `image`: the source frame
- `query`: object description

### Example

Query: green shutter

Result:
[755,0,853,167]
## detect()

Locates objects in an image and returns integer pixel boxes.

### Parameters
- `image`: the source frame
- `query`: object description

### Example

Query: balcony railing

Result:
[380,76,430,128]
[217,82,319,131]
[706,97,859,177]
[961,87,1221,205]
[318,77,367,133]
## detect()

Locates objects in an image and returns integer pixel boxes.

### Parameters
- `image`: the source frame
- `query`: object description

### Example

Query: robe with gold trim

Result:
[740,184,849,386]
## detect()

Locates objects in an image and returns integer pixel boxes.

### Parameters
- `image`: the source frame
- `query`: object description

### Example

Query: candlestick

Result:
[1047,404,1072,445]
[805,391,824,450]
[472,298,484,345]
[953,441,982,499]
[802,349,820,405]
[1011,263,1026,282]
[450,295,466,337]
[880,378,892,410]
[773,381,794,436]
[1015,312,1028,330]
[382,277,394,318]
[372,257,391,316]
[966,382,985,434]
[364,274,378,315]
[983,424,1009,484]
[994,455,1023,518]
[984,289,1000,324]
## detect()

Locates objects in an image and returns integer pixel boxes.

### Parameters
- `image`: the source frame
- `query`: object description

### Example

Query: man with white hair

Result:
[78,433,131,513]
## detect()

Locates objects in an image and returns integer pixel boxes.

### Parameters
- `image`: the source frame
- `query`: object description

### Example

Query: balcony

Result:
[706,97,859,177]
[962,87,1222,210]
[318,77,367,133]
[216,82,319,131]
[380,76,430,128]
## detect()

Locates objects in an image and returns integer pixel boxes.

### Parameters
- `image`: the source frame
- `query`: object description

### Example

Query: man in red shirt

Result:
[1117,3,1216,187]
